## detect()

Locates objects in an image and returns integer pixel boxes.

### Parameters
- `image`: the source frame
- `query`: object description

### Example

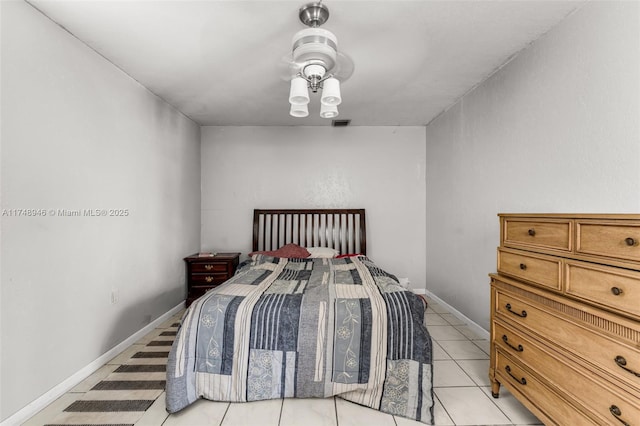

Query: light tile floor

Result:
[24,298,542,426]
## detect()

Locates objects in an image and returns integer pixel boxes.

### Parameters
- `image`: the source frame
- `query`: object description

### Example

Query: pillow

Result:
[336,253,363,258]
[249,243,310,258]
[306,247,340,258]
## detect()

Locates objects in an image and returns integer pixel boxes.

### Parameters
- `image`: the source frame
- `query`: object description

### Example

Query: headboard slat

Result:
[253,209,366,255]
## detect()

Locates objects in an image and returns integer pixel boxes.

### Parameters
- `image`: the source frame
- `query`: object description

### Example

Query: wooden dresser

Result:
[489,214,640,425]
[184,253,240,306]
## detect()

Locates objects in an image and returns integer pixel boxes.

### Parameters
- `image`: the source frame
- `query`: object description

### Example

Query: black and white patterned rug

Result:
[44,323,178,426]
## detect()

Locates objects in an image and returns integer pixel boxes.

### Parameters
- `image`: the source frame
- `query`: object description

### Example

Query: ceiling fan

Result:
[281,1,354,118]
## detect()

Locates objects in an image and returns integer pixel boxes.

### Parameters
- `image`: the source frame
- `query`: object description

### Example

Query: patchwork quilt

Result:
[166,255,434,424]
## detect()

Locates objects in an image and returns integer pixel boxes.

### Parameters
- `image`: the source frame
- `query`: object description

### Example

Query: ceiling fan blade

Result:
[277,53,304,81]
[332,52,355,82]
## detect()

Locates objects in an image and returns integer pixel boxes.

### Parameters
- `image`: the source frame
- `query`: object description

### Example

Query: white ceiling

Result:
[28,0,582,126]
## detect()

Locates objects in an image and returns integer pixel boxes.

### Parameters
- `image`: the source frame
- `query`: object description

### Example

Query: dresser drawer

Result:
[565,260,640,320]
[503,218,572,252]
[497,248,561,291]
[493,321,530,363]
[494,285,640,394]
[494,351,598,425]
[577,220,640,262]
[494,322,640,426]
[191,262,228,273]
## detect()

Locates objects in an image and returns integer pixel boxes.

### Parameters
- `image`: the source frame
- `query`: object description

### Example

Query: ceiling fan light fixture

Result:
[320,103,338,119]
[290,102,309,117]
[321,77,341,106]
[292,28,338,72]
[303,63,326,80]
[289,76,310,105]
[284,2,353,119]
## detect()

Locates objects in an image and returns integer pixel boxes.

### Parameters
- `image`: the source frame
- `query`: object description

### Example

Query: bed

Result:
[166,209,434,424]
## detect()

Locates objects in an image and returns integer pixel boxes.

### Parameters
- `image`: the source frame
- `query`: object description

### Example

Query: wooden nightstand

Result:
[184,252,240,306]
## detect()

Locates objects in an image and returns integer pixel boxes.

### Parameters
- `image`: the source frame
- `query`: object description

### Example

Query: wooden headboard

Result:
[253,209,367,255]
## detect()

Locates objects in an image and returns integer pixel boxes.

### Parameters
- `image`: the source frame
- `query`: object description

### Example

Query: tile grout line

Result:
[429,300,508,426]
[449,354,517,423]
[276,398,284,426]
[429,305,460,425]
[217,401,231,426]
[158,393,171,426]
[433,392,456,426]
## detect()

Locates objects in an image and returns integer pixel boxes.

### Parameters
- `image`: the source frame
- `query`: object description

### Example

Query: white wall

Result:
[0,2,201,421]
[425,1,640,330]
[201,126,426,289]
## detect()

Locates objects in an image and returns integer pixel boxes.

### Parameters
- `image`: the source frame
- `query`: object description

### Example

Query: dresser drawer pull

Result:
[625,237,636,246]
[505,303,527,318]
[204,265,214,270]
[205,276,214,283]
[609,405,630,426]
[528,229,536,236]
[615,355,640,377]
[502,335,524,352]
[611,287,624,296]
[505,365,527,385]
[519,263,527,270]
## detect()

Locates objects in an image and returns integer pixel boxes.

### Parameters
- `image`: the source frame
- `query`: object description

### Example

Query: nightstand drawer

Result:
[503,218,572,252]
[565,260,640,320]
[190,273,227,285]
[497,248,562,291]
[191,263,228,273]
[577,220,640,262]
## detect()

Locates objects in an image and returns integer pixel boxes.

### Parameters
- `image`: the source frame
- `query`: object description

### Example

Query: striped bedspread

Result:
[166,255,434,424]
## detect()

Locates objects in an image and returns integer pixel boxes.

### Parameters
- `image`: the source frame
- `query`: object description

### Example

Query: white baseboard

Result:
[420,289,490,340]
[1,302,184,426]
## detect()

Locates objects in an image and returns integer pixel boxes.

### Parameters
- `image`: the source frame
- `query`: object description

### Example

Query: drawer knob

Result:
[205,276,214,283]
[505,303,528,318]
[505,365,527,385]
[205,265,214,270]
[615,355,640,377]
[609,405,630,426]
[527,229,536,236]
[611,287,624,296]
[502,334,524,352]
[625,237,636,246]
[519,263,527,270]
